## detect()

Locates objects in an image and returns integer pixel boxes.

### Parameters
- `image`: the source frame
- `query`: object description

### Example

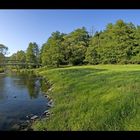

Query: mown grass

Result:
[32,65,140,130]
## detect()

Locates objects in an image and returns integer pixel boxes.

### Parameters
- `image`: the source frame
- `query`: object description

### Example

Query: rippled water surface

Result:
[0,73,49,130]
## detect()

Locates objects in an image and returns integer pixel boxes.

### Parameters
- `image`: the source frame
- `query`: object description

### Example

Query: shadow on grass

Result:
[57,67,108,77]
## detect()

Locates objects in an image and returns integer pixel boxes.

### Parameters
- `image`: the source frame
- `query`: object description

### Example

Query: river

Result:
[0,72,50,131]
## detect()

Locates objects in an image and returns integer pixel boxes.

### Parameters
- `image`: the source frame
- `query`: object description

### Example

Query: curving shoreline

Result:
[21,74,54,131]
[3,69,54,131]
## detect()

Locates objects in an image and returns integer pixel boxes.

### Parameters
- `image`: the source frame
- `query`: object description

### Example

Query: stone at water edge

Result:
[44,110,50,114]
[48,99,53,104]
[46,111,50,115]
[11,124,20,130]
[26,120,30,123]
[48,88,52,92]
[45,95,51,99]
[44,95,48,97]
[47,103,54,107]
[26,113,34,118]
[47,99,54,107]
[46,114,50,117]
[30,115,38,120]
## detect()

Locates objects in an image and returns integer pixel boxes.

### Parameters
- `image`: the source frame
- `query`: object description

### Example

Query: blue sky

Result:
[1,10,140,56]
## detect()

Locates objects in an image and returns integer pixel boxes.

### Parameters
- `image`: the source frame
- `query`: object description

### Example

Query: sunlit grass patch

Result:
[32,65,140,130]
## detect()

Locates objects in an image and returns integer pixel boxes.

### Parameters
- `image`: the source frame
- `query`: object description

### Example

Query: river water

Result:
[0,72,49,131]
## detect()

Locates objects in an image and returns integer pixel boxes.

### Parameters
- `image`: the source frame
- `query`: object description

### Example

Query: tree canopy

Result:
[0,44,8,65]
[7,19,140,68]
[26,42,40,68]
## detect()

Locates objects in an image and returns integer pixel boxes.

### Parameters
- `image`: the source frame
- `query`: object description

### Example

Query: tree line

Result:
[6,19,140,68]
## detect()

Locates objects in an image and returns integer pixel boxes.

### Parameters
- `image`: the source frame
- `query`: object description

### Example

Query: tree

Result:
[9,50,26,68]
[16,50,26,63]
[86,20,137,64]
[85,47,100,64]
[0,44,8,55]
[16,50,26,68]
[41,31,66,67]
[62,27,90,65]
[0,44,8,66]
[8,19,140,66]
[26,42,39,68]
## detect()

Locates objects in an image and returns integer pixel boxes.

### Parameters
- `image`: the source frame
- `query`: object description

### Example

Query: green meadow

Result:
[32,65,140,131]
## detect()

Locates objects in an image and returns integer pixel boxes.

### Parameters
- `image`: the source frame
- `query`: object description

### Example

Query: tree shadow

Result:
[57,67,108,77]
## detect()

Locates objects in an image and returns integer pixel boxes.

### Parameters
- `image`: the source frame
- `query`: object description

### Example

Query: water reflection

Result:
[0,75,6,100]
[8,73,40,99]
[0,72,49,130]
[40,78,51,94]
[27,79,39,99]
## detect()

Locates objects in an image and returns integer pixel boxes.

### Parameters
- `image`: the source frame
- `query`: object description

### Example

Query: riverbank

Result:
[30,65,140,130]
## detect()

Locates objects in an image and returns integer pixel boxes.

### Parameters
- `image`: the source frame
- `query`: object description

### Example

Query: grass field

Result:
[32,65,140,130]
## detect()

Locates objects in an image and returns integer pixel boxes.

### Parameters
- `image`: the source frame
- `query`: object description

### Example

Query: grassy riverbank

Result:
[32,65,140,130]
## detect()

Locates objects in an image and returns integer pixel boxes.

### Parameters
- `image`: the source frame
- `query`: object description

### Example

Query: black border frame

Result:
[0,0,140,9]
[1,0,140,139]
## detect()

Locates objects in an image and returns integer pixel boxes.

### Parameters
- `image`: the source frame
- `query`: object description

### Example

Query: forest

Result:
[3,19,140,69]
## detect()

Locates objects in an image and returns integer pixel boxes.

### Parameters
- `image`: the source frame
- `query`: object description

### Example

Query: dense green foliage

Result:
[86,20,140,64]
[10,50,26,68]
[8,19,140,68]
[61,27,89,65]
[26,42,40,68]
[0,44,8,56]
[41,28,89,67]
[32,65,140,130]
[39,20,140,66]
[9,42,40,68]
[41,31,66,67]
[0,44,8,69]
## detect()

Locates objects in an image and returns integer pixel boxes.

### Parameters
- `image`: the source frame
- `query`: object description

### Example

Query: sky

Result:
[1,10,140,56]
